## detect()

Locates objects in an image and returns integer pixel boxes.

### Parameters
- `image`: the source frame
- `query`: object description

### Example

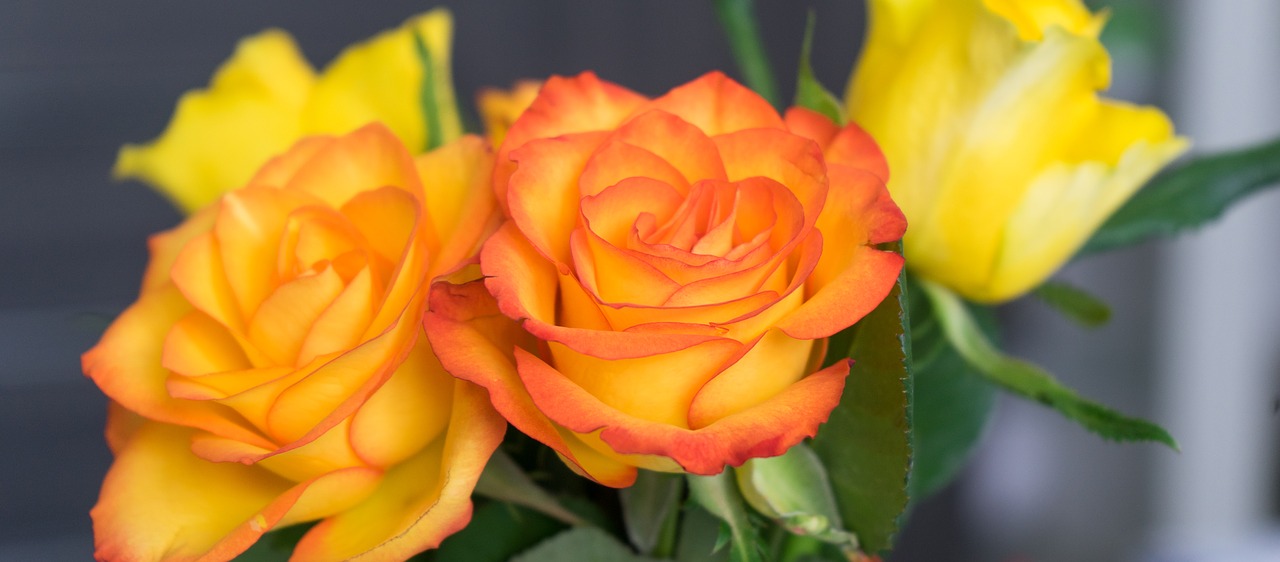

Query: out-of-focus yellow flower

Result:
[847,0,1188,302]
[477,80,541,148]
[114,9,462,213]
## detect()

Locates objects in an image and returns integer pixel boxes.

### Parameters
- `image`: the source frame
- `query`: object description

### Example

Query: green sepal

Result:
[620,470,685,557]
[1082,136,1280,254]
[736,444,858,552]
[1032,281,1112,329]
[473,448,586,527]
[675,505,732,562]
[793,12,846,125]
[687,472,767,562]
[919,279,1177,449]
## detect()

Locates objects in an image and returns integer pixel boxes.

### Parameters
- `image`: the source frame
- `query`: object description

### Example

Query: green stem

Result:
[713,0,780,106]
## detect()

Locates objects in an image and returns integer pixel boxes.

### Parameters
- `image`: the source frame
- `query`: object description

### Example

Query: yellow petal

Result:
[414,135,501,276]
[983,0,1099,40]
[300,9,462,152]
[985,135,1188,300]
[92,422,292,561]
[290,381,504,561]
[114,30,316,212]
[478,80,542,147]
[348,332,456,469]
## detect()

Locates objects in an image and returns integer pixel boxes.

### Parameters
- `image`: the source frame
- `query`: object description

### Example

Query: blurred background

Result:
[1,0,1276,560]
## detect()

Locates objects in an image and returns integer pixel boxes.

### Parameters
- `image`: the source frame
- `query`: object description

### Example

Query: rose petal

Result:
[82,285,271,449]
[93,421,381,562]
[578,139,691,198]
[643,71,784,136]
[783,107,889,182]
[414,135,500,276]
[686,329,818,428]
[608,109,727,187]
[348,334,456,469]
[506,132,610,264]
[518,347,851,475]
[423,280,637,487]
[290,380,503,561]
[713,128,829,232]
[496,72,647,209]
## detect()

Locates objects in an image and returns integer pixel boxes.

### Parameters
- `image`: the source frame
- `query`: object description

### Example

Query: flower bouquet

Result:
[81,1,1279,561]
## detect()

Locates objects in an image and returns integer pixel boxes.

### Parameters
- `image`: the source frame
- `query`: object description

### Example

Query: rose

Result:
[846,0,1187,302]
[113,9,462,213]
[84,125,506,561]
[428,72,907,487]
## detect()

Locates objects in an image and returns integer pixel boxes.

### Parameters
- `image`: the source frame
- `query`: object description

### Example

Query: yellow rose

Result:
[84,126,505,561]
[847,0,1188,302]
[113,9,461,213]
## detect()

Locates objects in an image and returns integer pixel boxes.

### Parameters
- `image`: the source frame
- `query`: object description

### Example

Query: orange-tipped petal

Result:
[578,139,690,198]
[783,107,889,182]
[480,222,561,326]
[644,71,784,136]
[496,72,647,208]
[82,285,271,449]
[92,422,292,562]
[94,421,384,562]
[608,109,727,186]
[506,132,609,264]
[518,347,851,475]
[686,330,817,428]
[773,165,906,340]
[713,129,829,231]
[291,380,502,561]
[423,280,635,487]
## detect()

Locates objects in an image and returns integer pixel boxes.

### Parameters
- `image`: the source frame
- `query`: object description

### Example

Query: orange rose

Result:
[428,72,906,487]
[83,125,506,561]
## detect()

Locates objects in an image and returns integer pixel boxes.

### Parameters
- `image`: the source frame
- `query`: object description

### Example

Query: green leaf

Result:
[905,272,998,499]
[474,448,587,527]
[1033,281,1112,329]
[736,444,858,551]
[687,472,766,562]
[810,273,911,555]
[620,470,685,557]
[793,12,846,125]
[511,527,660,562]
[1082,136,1280,254]
[431,502,565,562]
[713,0,780,106]
[918,279,1177,449]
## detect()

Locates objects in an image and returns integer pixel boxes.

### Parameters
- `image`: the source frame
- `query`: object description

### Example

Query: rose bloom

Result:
[83,125,505,561]
[846,0,1186,302]
[428,72,907,487]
